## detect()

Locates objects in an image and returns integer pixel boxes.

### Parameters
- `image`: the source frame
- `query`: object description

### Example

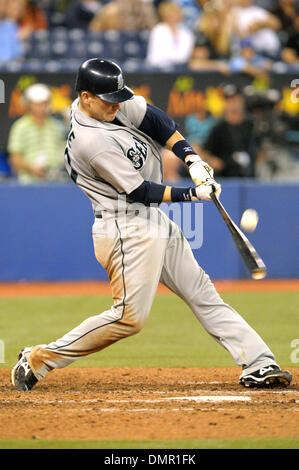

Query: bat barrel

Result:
[210,192,267,280]
[251,267,267,280]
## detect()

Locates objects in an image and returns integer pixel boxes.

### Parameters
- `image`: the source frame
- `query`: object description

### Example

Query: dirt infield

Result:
[0,279,298,297]
[1,280,298,443]
[0,368,298,441]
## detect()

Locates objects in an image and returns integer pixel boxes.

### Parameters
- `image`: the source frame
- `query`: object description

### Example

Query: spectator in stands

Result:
[281,15,299,66]
[229,0,282,59]
[89,0,157,32]
[38,0,73,26]
[271,0,298,39]
[43,0,73,14]
[184,106,217,156]
[54,0,74,11]
[8,84,66,184]
[188,34,230,73]
[177,105,218,179]
[171,0,203,30]
[229,39,273,78]
[146,1,194,68]
[203,85,258,177]
[0,0,5,16]
[196,0,233,58]
[65,0,101,29]
[247,88,299,180]
[6,0,48,41]
[0,0,23,62]
[22,1,48,29]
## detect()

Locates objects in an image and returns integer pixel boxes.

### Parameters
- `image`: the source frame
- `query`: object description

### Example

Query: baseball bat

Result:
[210,192,267,280]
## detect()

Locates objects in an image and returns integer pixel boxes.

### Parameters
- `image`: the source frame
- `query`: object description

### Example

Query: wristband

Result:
[190,187,196,198]
[171,186,193,202]
[172,140,197,163]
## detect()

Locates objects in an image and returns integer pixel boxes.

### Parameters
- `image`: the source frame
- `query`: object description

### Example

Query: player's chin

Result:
[106,113,117,121]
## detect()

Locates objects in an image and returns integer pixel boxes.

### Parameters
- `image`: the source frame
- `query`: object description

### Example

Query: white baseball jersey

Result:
[65,96,164,212]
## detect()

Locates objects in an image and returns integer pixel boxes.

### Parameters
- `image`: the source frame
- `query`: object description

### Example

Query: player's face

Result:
[80,92,121,122]
[96,97,121,121]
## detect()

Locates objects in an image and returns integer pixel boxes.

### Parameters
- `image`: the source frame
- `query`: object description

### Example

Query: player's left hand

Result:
[186,155,214,186]
[194,181,221,201]
[211,181,221,199]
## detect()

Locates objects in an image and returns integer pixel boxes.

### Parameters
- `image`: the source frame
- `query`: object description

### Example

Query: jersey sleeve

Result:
[119,95,147,128]
[90,148,144,195]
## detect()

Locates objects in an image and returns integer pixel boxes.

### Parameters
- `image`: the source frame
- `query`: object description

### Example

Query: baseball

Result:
[240,209,259,232]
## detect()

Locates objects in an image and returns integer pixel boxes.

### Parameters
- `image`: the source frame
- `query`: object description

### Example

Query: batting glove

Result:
[186,155,214,186]
[193,181,221,201]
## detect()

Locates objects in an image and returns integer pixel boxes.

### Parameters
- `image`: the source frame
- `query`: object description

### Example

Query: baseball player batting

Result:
[11,58,292,391]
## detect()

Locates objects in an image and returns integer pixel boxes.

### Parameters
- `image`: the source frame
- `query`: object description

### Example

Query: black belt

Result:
[95,209,140,219]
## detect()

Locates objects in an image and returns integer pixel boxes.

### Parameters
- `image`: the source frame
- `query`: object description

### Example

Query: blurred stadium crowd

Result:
[0,0,299,183]
[0,0,299,72]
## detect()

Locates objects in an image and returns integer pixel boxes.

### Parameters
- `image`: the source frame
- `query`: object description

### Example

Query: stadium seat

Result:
[103,30,121,42]
[50,27,68,42]
[66,29,88,60]
[87,41,105,57]
[24,59,47,72]
[0,61,23,72]
[122,58,143,72]
[119,32,148,60]
[34,30,50,42]
[28,32,51,59]
[44,60,63,72]
[51,40,69,58]
[138,30,151,42]
[68,28,87,42]
[66,40,87,60]
[123,41,142,58]
[49,11,66,28]
[23,28,151,64]
[63,59,83,72]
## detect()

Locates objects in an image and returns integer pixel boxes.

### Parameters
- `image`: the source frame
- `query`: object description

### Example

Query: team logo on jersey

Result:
[127,136,147,170]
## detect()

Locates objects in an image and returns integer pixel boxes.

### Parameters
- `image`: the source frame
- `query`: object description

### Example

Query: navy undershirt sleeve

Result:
[128,181,192,205]
[128,181,165,205]
[138,104,178,146]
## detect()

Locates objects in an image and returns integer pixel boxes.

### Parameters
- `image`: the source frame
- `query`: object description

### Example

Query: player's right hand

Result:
[186,155,214,186]
[194,181,221,201]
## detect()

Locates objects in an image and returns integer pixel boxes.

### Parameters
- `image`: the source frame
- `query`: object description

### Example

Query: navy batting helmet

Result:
[75,58,134,103]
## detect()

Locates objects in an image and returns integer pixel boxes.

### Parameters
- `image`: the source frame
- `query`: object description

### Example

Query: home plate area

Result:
[0,367,298,440]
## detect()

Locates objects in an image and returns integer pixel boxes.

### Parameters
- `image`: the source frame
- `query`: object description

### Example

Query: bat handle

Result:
[210,185,221,207]
[210,184,218,199]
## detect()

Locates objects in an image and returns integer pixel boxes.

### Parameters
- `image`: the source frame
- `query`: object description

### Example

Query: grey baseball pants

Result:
[27,206,277,380]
